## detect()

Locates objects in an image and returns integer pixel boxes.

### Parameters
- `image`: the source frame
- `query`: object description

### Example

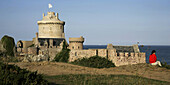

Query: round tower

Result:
[69,36,84,50]
[37,12,65,38]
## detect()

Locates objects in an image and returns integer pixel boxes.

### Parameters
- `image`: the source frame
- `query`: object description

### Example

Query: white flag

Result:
[48,4,52,9]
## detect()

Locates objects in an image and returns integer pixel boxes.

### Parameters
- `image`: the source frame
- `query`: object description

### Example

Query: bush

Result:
[53,49,70,62]
[53,40,70,62]
[0,62,48,85]
[71,56,115,68]
[1,35,15,56]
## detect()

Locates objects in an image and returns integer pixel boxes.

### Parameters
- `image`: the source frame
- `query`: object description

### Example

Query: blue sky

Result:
[0,0,170,45]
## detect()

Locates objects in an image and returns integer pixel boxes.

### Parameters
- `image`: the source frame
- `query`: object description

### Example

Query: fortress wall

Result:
[17,41,33,54]
[49,48,62,60]
[98,49,107,58]
[39,48,62,61]
[22,48,28,53]
[22,41,33,48]
[109,52,146,66]
[108,49,117,62]
[69,48,146,66]
[28,47,37,55]
[69,49,97,62]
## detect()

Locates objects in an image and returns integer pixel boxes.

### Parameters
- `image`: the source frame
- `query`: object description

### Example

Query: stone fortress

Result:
[17,11,146,66]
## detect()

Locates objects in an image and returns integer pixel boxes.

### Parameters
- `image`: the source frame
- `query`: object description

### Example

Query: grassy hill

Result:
[9,62,170,85]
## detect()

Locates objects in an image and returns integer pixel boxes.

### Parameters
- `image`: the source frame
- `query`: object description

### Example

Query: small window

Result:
[78,46,79,49]
[72,46,74,49]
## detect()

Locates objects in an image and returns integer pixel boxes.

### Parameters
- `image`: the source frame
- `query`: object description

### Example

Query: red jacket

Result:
[149,54,157,63]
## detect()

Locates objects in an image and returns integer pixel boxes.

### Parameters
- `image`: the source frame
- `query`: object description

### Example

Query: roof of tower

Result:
[37,12,65,24]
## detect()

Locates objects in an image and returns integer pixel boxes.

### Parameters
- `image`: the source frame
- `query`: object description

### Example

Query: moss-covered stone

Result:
[1,35,15,56]
[0,41,6,56]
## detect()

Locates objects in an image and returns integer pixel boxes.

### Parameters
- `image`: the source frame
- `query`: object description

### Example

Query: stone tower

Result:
[69,36,84,50]
[37,12,65,38]
[37,12,65,48]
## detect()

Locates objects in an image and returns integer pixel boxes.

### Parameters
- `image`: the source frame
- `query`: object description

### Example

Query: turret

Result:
[69,36,84,50]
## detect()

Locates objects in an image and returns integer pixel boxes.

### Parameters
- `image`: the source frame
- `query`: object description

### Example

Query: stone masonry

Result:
[69,38,146,66]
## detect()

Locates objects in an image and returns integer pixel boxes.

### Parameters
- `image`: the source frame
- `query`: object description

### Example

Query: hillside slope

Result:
[10,62,170,82]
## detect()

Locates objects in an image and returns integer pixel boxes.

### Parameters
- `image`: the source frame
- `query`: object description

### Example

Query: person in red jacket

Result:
[149,50,162,66]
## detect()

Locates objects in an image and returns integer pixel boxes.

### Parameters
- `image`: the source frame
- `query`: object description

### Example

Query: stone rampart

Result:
[69,49,146,66]
[108,52,146,66]
[98,49,107,58]
[69,49,97,62]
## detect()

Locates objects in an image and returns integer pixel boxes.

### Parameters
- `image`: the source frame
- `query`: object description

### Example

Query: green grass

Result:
[44,74,170,85]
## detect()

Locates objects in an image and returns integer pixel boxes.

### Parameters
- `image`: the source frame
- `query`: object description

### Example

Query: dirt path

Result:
[10,62,170,82]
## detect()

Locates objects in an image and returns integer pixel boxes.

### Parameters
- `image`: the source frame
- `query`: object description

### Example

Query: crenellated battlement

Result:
[115,52,145,57]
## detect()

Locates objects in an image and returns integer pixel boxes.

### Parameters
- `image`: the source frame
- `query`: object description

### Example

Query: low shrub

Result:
[53,49,70,62]
[53,40,70,62]
[71,56,115,68]
[0,62,48,85]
